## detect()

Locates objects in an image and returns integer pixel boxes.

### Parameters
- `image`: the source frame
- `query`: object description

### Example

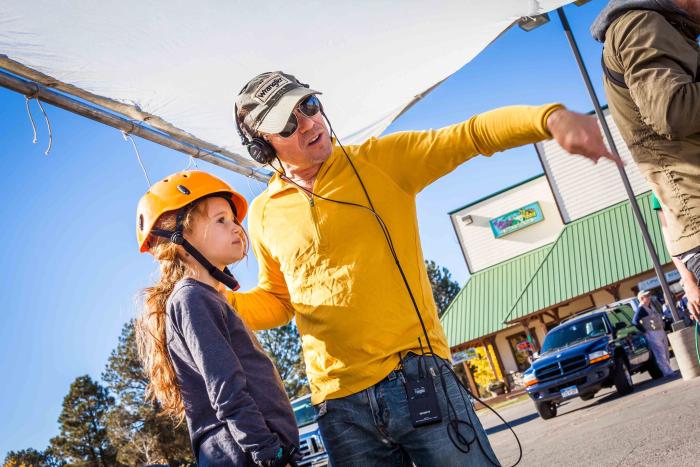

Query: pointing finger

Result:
[601,149,624,166]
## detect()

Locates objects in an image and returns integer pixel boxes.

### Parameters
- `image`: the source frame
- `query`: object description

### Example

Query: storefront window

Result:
[507,332,534,372]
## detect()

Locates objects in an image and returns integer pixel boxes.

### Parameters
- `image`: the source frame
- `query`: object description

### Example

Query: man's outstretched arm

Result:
[361,104,620,194]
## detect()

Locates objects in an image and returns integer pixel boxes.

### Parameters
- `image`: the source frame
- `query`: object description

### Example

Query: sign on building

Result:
[516,341,533,352]
[637,270,681,291]
[489,202,544,238]
[452,348,478,364]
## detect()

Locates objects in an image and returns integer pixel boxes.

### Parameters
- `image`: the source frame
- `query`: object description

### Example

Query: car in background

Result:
[291,394,330,467]
[523,299,663,419]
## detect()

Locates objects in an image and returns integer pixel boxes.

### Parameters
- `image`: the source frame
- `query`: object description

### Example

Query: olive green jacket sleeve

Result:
[608,10,700,139]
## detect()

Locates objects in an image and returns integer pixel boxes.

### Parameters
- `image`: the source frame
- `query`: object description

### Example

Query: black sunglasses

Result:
[277,95,322,138]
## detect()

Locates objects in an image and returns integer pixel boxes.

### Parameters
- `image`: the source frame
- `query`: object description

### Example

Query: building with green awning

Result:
[440,110,680,394]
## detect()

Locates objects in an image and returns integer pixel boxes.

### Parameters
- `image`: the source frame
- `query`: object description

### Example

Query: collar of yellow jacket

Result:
[266,141,343,196]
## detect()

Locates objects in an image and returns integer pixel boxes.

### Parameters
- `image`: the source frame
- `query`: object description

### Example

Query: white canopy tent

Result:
[0,1,573,180]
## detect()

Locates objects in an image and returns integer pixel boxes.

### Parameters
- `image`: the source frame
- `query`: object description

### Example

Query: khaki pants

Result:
[636,140,700,256]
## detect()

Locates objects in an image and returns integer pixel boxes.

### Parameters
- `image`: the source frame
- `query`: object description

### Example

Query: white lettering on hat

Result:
[253,74,292,104]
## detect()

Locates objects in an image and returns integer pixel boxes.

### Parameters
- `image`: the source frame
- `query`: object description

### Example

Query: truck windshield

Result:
[291,397,316,428]
[542,315,609,353]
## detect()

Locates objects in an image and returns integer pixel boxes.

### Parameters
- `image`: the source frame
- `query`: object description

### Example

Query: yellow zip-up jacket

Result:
[229,104,562,404]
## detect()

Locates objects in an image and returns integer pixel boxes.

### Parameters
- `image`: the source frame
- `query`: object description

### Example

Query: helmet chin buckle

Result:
[170,232,185,245]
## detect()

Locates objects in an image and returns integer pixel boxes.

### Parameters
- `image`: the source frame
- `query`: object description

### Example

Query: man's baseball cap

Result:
[637,290,651,300]
[235,71,321,135]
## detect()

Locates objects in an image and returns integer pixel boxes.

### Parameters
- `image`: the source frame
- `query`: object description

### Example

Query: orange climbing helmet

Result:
[136,170,248,291]
[136,170,248,253]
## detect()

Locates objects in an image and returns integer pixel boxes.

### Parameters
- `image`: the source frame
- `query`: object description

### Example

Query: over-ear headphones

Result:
[233,104,278,165]
[234,102,328,167]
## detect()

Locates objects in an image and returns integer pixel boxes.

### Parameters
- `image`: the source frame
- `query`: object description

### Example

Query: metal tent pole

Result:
[0,69,271,183]
[556,7,682,326]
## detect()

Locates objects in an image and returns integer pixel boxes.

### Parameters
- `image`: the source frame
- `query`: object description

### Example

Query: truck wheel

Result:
[613,356,634,395]
[646,353,664,380]
[535,401,557,420]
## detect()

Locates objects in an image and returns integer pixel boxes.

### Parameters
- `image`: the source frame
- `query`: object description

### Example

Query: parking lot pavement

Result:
[477,359,700,467]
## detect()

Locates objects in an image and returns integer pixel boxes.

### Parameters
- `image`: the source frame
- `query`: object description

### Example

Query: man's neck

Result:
[281,162,322,192]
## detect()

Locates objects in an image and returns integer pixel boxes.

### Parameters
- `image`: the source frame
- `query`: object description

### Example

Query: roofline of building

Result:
[447,172,545,215]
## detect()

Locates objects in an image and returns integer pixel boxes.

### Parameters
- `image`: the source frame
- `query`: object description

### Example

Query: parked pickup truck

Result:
[291,394,331,467]
[523,299,663,419]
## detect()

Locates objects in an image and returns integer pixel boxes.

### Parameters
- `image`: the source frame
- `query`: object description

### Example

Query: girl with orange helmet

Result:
[135,170,299,466]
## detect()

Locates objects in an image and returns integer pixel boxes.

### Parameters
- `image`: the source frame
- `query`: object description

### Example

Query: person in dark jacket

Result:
[592,0,700,320]
[633,290,675,377]
[135,170,299,466]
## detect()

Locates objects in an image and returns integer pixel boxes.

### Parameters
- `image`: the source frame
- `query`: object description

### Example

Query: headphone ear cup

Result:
[246,138,276,165]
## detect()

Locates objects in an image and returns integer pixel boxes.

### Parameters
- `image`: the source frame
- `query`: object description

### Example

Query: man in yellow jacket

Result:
[230,71,619,466]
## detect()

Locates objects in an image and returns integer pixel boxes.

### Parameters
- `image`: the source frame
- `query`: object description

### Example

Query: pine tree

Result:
[102,320,193,465]
[3,448,65,467]
[256,321,309,399]
[425,260,461,317]
[49,375,118,466]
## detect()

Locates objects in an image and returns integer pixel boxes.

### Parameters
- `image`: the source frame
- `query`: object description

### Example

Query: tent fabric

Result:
[0,1,572,166]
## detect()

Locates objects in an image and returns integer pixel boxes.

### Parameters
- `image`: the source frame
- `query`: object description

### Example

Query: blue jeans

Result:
[314,354,499,466]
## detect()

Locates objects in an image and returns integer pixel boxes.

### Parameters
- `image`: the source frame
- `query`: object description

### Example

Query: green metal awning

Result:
[504,192,669,322]
[441,192,669,348]
[441,244,552,347]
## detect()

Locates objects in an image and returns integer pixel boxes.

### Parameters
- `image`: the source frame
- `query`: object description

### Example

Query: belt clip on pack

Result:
[400,347,442,428]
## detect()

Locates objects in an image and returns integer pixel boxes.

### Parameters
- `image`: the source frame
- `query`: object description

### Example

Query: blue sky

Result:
[0,0,612,457]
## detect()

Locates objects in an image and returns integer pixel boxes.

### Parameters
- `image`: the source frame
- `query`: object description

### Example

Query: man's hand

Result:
[672,256,700,321]
[546,109,623,166]
[684,278,700,321]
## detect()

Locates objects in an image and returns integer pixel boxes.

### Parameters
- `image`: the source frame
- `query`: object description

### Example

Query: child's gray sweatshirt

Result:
[165,278,299,463]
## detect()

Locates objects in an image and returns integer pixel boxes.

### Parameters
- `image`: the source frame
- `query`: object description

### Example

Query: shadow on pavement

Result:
[481,373,680,432]
[484,412,539,435]
[556,373,680,418]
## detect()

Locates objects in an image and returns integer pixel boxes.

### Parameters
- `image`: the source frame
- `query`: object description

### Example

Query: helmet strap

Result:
[150,202,241,291]
[179,239,241,291]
